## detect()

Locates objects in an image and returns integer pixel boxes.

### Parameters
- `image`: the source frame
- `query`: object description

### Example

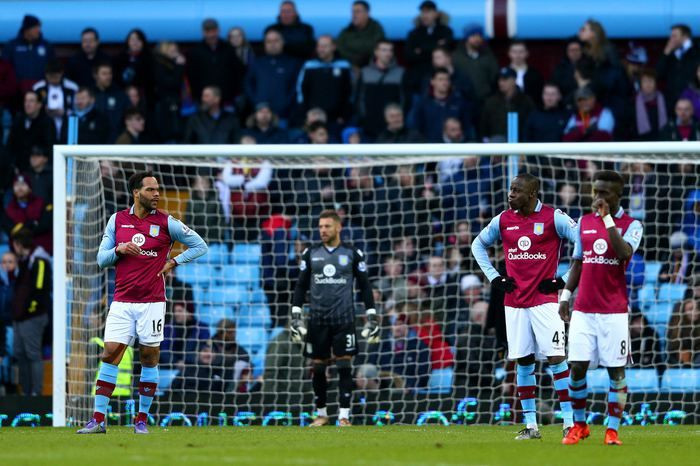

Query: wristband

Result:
[366,308,376,315]
[560,289,572,302]
[292,306,303,315]
[602,214,615,229]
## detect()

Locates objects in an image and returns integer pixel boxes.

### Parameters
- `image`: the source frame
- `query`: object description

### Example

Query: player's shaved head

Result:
[514,173,540,194]
[593,170,624,195]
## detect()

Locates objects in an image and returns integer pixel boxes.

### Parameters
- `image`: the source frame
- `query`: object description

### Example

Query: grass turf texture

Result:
[1,425,697,465]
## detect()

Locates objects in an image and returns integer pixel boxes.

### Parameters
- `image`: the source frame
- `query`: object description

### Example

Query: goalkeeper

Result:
[290,210,378,427]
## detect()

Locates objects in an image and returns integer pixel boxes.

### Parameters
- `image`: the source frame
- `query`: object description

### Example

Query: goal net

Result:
[53,143,700,427]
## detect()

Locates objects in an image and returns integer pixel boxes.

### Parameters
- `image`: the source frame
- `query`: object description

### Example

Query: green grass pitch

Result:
[2,425,697,465]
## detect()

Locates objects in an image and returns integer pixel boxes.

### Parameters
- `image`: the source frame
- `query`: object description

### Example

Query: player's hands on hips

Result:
[116,241,141,256]
[361,310,380,344]
[558,301,570,323]
[538,277,566,294]
[289,306,307,343]
[593,198,610,217]
[157,259,177,277]
[491,276,517,293]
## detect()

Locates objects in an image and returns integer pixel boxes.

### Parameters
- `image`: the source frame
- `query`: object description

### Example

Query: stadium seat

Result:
[156,369,180,395]
[203,243,229,265]
[236,326,268,378]
[638,284,656,314]
[177,263,217,287]
[232,243,262,265]
[418,368,454,395]
[626,369,660,393]
[586,369,609,393]
[196,304,234,329]
[204,286,247,306]
[237,305,272,328]
[0,243,9,259]
[660,369,700,392]
[219,264,260,288]
[248,287,268,304]
[644,261,662,285]
[658,283,687,304]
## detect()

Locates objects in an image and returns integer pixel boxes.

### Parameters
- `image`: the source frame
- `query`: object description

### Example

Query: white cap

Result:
[460,274,482,292]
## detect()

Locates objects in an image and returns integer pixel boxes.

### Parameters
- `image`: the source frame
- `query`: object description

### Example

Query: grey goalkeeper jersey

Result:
[292,242,375,325]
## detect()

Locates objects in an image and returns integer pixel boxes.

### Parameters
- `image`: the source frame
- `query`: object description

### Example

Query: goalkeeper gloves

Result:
[289,306,307,343]
[361,309,380,344]
[491,276,517,293]
[538,277,566,294]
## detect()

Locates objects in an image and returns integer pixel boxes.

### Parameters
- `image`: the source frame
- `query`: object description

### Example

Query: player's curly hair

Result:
[128,171,157,198]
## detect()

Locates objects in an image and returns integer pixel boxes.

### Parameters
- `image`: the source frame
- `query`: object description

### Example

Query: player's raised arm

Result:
[290,248,311,342]
[596,199,643,261]
[471,213,516,292]
[353,248,379,343]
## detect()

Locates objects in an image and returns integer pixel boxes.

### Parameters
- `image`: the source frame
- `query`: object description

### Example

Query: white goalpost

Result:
[53,142,700,427]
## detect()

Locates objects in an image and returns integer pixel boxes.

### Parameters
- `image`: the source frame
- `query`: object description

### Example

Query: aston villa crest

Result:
[149,225,160,237]
[338,254,349,266]
[534,223,544,235]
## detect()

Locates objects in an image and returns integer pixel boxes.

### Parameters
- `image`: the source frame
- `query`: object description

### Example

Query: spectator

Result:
[288,164,342,236]
[628,311,662,368]
[679,63,700,118]
[32,59,78,136]
[337,1,386,69]
[152,41,186,143]
[556,182,582,221]
[552,38,584,100]
[221,158,273,241]
[211,320,252,392]
[341,126,362,144]
[2,174,52,253]
[659,232,697,284]
[436,118,467,182]
[409,67,473,142]
[245,27,300,121]
[562,86,614,142]
[306,120,329,144]
[10,228,51,396]
[578,18,620,67]
[93,62,129,142]
[623,41,648,92]
[115,107,149,144]
[228,27,255,69]
[681,190,700,252]
[453,274,483,334]
[425,46,475,101]
[368,314,431,390]
[634,69,668,141]
[660,98,700,141]
[113,29,154,104]
[373,256,409,307]
[172,343,231,393]
[73,87,110,144]
[296,35,353,124]
[23,146,52,204]
[453,24,498,105]
[447,220,476,272]
[508,41,544,105]
[524,83,568,142]
[263,327,309,396]
[260,213,299,328]
[404,1,454,95]
[667,298,700,366]
[454,300,498,391]
[480,67,535,142]
[185,173,226,245]
[66,27,111,88]
[375,103,423,143]
[418,255,460,324]
[6,90,55,171]
[356,40,406,138]
[183,86,240,144]
[244,102,288,144]
[160,302,209,369]
[413,306,456,368]
[3,15,53,93]
[187,19,245,106]
[268,1,315,60]
[657,24,700,112]
[0,251,17,395]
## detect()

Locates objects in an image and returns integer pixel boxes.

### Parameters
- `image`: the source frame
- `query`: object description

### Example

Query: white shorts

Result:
[505,303,566,360]
[568,311,629,368]
[103,301,166,347]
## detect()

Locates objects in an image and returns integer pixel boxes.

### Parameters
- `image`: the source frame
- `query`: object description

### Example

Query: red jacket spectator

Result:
[563,87,614,142]
[1,175,52,254]
[416,315,455,370]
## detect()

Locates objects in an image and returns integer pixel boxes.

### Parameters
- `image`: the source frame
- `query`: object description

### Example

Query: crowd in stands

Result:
[0,1,699,397]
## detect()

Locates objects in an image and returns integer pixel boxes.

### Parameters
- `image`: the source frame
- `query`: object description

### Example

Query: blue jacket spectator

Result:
[161,302,209,368]
[524,83,568,142]
[3,15,54,94]
[245,28,300,120]
[296,36,353,124]
[408,68,473,142]
[368,316,431,390]
[682,189,700,251]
